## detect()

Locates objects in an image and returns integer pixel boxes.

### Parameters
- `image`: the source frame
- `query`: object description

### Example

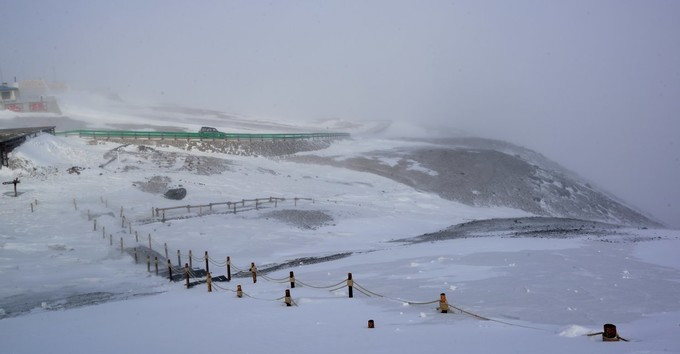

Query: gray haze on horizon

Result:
[1,1,678,227]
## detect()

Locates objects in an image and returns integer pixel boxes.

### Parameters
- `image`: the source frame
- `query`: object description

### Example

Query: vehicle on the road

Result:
[199,126,219,133]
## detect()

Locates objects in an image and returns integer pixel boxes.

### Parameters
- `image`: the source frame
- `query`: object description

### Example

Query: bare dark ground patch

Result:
[261,209,334,230]
[393,216,635,244]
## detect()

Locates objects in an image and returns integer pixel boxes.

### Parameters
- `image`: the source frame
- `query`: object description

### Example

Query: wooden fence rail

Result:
[154,197,313,221]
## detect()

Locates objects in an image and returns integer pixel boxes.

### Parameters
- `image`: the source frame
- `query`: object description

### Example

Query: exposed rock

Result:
[179,155,231,175]
[99,144,232,175]
[289,137,660,227]
[164,188,187,200]
[95,138,336,157]
[67,166,84,175]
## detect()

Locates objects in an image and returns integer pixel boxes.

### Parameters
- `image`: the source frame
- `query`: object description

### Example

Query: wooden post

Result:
[87,209,90,219]
[185,263,190,289]
[237,285,243,298]
[35,199,38,206]
[603,324,622,342]
[128,222,132,234]
[177,250,181,267]
[189,250,193,268]
[167,260,173,281]
[134,248,138,263]
[102,226,106,239]
[100,196,104,203]
[162,210,165,222]
[226,256,231,281]
[135,231,138,242]
[120,237,123,253]
[93,219,97,231]
[438,293,449,313]
[285,289,292,307]
[250,262,257,283]
[154,257,159,275]
[148,234,152,250]
[368,320,375,329]
[109,234,113,246]
[207,272,212,292]
[11,179,18,197]
[274,199,277,207]
[152,207,154,218]
[294,198,297,207]
[205,251,209,273]
[121,215,125,228]
[31,203,34,213]
[164,243,169,262]
[255,200,259,210]
[73,198,77,211]
[120,206,123,217]
[347,273,353,298]
[233,203,236,214]
[147,255,151,272]
[289,271,295,288]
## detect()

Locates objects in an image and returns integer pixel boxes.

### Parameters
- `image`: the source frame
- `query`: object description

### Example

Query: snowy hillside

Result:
[292,137,659,226]
[1,109,679,353]
[1,95,655,226]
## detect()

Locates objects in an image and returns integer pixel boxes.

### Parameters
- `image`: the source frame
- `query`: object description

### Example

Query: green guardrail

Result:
[55,130,350,140]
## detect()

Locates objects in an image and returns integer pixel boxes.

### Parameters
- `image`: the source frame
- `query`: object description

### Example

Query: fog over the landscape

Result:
[1,1,678,227]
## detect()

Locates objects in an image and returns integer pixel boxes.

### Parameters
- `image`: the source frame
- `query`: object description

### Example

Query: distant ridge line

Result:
[56,130,350,141]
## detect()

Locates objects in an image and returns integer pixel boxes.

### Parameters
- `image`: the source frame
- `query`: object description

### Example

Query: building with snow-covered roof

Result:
[0,83,19,103]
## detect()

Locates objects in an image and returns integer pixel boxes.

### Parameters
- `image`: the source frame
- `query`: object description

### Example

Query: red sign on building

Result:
[5,103,23,112]
[29,102,47,112]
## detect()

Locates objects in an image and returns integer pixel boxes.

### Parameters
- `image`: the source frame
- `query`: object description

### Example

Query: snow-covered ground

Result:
[1,114,680,353]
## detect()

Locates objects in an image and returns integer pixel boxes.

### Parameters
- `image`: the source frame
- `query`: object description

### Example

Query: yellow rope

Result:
[297,279,347,289]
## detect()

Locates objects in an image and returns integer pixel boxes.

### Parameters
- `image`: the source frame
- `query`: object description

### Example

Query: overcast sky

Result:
[1,0,679,227]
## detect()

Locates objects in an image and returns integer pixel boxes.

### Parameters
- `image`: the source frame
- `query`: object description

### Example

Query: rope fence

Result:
[69,195,576,335]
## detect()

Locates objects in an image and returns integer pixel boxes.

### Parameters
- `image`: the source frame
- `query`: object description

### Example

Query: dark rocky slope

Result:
[291,137,659,227]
